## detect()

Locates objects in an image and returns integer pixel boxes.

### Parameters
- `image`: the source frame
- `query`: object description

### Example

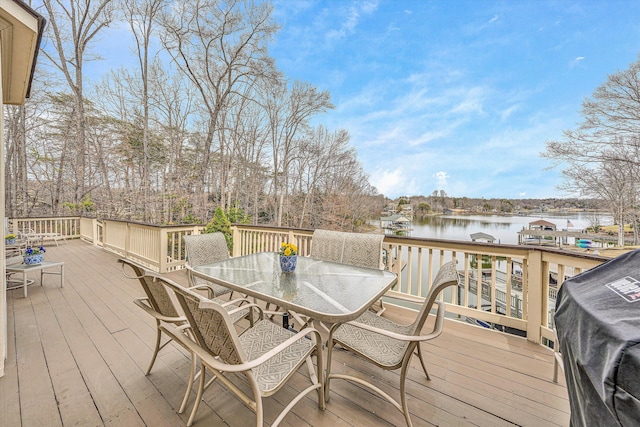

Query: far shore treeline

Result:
[384,195,604,217]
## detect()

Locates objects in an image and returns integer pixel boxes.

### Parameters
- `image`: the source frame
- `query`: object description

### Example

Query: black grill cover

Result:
[555,249,640,427]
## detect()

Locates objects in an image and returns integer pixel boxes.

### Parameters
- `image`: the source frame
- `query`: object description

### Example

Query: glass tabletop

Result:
[192,252,397,323]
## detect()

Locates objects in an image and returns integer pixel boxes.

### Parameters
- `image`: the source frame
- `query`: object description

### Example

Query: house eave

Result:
[0,0,45,104]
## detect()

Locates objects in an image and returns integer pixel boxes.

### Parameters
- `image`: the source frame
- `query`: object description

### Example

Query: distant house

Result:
[528,219,556,231]
[519,219,558,246]
[400,205,413,217]
[382,204,397,215]
[380,214,412,234]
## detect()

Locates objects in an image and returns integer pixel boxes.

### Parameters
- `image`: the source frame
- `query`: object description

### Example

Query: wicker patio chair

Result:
[118,258,256,414]
[310,229,386,313]
[183,233,234,298]
[325,260,461,427]
[160,276,325,427]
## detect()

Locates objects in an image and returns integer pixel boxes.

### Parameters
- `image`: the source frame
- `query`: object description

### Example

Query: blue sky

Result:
[268,0,640,199]
[83,0,640,199]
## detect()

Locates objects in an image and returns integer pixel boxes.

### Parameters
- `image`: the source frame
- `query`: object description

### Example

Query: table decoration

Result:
[278,242,298,272]
[24,246,46,265]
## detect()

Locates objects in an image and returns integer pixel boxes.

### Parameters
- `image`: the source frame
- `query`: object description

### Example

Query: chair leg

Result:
[187,363,207,427]
[400,360,414,427]
[255,397,264,427]
[146,322,163,375]
[415,344,430,380]
[179,352,198,414]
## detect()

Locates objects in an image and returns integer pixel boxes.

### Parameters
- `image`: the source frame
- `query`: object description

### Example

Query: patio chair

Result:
[118,259,257,414]
[18,227,65,246]
[160,276,325,427]
[325,260,461,427]
[310,229,386,313]
[183,233,234,298]
[5,245,28,290]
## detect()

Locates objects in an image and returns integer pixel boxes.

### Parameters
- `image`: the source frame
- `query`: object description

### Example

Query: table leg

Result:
[60,264,64,288]
[23,272,28,298]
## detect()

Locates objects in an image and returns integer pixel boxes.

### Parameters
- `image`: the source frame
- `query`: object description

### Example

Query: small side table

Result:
[6,261,65,298]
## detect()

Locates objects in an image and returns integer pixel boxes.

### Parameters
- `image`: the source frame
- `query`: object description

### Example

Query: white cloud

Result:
[326,1,378,41]
[571,56,586,68]
[370,169,418,198]
[407,129,450,146]
[500,104,520,120]
[448,86,487,115]
[434,171,449,188]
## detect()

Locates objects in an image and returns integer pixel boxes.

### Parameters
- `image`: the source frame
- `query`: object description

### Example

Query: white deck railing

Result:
[230,224,604,345]
[12,217,605,345]
[10,216,81,239]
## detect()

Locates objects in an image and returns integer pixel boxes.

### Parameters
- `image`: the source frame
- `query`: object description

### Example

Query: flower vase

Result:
[24,254,43,265]
[279,255,297,273]
[6,238,15,245]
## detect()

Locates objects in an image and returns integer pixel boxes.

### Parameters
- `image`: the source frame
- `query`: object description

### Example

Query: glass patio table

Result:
[191,252,397,324]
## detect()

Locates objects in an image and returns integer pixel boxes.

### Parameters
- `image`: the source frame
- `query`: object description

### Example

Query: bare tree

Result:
[160,0,279,218]
[559,159,638,246]
[122,0,166,221]
[149,65,197,223]
[544,56,640,245]
[263,80,333,226]
[41,0,115,212]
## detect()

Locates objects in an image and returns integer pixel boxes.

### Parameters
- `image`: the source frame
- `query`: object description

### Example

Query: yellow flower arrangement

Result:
[278,242,298,257]
[5,233,16,240]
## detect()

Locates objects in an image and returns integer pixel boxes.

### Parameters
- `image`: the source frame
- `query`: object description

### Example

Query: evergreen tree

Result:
[205,207,232,251]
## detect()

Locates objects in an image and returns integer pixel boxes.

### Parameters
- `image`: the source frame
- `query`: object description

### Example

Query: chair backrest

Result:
[6,246,22,266]
[310,229,384,270]
[183,233,230,268]
[118,258,180,319]
[159,276,245,364]
[410,260,461,334]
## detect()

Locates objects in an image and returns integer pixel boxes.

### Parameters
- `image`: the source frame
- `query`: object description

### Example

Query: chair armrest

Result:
[168,325,322,373]
[331,301,448,343]
[226,302,264,321]
[187,282,223,298]
[222,326,321,372]
[118,259,145,279]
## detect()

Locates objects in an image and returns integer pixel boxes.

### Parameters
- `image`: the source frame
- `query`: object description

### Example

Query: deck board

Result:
[1,240,570,426]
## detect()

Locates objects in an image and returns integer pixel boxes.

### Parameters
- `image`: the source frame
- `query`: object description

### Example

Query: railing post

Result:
[159,228,168,273]
[526,250,544,343]
[92,218,99,246]
[232,226,241,257]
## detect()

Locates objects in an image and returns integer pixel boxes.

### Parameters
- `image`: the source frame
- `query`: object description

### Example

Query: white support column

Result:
[0,39,6,377]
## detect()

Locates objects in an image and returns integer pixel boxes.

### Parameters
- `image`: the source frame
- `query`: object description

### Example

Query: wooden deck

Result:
[1,240,570,426]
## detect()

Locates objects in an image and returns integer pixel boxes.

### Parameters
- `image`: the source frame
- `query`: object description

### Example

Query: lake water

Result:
[406,212,613,245]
